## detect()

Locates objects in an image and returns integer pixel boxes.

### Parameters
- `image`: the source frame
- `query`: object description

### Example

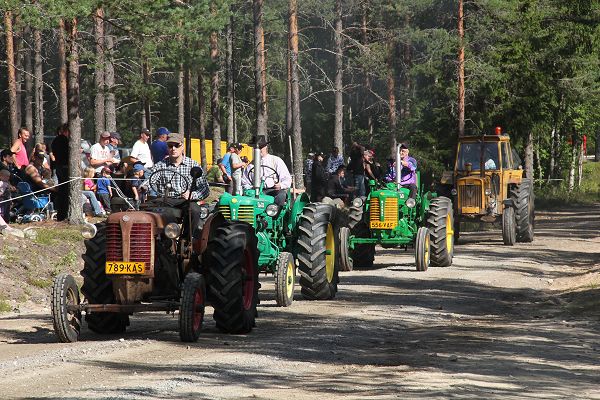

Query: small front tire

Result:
[415,227,431,272]
[502,206,516,246]
[51,273,81,343]
[179,272,206,342]
[275,252,295,307]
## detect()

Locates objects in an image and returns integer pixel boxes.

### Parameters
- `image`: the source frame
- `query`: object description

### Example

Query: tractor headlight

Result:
[199,204,210,219]
[352,197,364,208]
[406,198,416,208]
[164,223,181,239]
[266,204,279,217]
[81,223,97,239]
[450,188,458,196]
[484,188,492,196]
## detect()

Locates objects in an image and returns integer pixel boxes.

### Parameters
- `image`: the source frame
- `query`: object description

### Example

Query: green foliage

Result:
[0,294,10,313]
[34,228,82,246]
[536,161,600,208]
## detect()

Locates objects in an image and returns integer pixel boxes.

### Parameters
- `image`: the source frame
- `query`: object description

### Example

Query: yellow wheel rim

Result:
[424,232,430,266]
[446,213,454,253]
[325,223,335,283]
[286,260,294,299]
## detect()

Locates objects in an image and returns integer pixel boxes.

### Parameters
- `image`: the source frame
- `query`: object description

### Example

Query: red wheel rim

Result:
[192,288,204,331]
[242,248,255,310]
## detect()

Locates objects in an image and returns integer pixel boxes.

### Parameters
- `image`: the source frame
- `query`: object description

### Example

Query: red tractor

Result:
[51,168,259,342]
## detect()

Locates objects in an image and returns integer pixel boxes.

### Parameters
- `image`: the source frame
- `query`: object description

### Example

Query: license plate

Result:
[370,221,396,229]
[105,261,146,274]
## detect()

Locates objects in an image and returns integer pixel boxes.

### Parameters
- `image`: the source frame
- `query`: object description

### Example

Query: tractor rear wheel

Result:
[275,252,295,307]
[51,273,81,343]
[81,223,130,334]
[427,197,454,267]
[205,221,259,334]
[339,227,353,272]
[511,179,535,243]
[415,227,431,272]
[502,206,516,246]
[179,272,206,342]
[297,203,339,300]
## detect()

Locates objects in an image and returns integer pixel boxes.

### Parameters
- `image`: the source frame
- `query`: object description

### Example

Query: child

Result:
[96,167,113,212]
[124,163,145,209]
[82,167,105,217]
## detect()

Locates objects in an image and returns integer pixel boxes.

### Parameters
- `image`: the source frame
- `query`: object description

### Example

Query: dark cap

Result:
[140,128,150,136]
[315,151,325,157]
[110,131,121,140]
[250,135,269,149]
[1,149,16,158]
[167,133,184,144]
[156,127,170,136]
[100,131,111,139]
[132,163,145,172]
[400,143,409,150]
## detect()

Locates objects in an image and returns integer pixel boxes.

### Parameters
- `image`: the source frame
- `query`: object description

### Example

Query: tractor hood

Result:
[217,192,276,227]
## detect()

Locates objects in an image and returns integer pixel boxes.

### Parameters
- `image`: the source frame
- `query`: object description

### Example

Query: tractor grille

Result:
[105,222,152,266]
[369,198,397,224]
[459,184,482,209]
[218,204,231,219]
[218,204,255,225]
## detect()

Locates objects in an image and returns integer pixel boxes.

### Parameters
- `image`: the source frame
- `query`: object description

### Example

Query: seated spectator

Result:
[96,167,113,211]
[0,169,12,223]
[29,143,51,170]
[327,165,355,202]
[82,167,104,217]
[123,163,146,209]
[206,158,225,183]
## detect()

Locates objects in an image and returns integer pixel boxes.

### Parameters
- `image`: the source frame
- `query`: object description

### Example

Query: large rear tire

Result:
[502,206,516,246]
[427,197,454,267]
[179,272,206,342]
[297,203,339,300]
[81,223,129,334]
[274,252,295,307]
[51,273,81,343]
[205,221,259,334]
[511,179,535,243]
[415,227,431,272]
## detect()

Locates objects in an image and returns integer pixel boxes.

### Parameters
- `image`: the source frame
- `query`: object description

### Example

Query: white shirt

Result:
[242,154,292,190]
[131,140,154,168]
[90,143,112,173]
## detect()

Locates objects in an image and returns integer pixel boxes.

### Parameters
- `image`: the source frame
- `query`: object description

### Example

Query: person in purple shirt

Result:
[151,127,170,163]
[399,143,417,199]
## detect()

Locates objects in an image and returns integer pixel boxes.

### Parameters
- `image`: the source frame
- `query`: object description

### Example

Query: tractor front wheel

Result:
[502,206,516,246]
[179,272,206,342]
[339,227,353,272]
[51,273,81,343]
[415,227,431,272]
[297,203,339,300]
[511,179,535,243]
[427,197,454,267]
[349,222,375,269]
[205,221,259,334]
[275,252,295,307]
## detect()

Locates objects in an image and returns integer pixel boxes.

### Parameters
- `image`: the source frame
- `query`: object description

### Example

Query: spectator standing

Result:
[96,167,113,211]
[326,146,344,174]
[82,167,104,217]
[109,132,122,164]
[51,124,70,221]
[219,143,235,193]
[310,152,328,202]
[151,127,170,163]
[90,132,116,173]
[130,128,154,168]
[303,152,314,195]
[348,142,366,197]
[229,143,245,195]
[11,128,31,169]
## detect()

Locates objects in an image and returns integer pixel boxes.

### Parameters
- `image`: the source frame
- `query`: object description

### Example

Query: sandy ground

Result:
[1,206,600,399]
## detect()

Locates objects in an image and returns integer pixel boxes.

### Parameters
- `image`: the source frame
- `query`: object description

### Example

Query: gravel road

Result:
[1,206,600,399]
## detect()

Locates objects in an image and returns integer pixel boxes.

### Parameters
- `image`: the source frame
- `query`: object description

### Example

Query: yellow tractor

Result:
[440,127,534,245]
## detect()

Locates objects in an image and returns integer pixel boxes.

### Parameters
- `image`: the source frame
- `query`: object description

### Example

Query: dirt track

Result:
[1,206,600,399]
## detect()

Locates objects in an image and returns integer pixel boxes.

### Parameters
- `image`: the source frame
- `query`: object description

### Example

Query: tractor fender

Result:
[503,198,515,208]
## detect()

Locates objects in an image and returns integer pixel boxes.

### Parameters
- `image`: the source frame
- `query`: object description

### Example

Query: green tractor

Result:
[215,141,339,306]
[340,145,454,271]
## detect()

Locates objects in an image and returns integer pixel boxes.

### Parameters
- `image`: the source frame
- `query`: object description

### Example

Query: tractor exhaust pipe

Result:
[395,144,402,191]
[253,144,261,198]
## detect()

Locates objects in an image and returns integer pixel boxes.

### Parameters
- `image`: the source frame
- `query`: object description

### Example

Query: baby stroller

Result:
[15,181,56,223]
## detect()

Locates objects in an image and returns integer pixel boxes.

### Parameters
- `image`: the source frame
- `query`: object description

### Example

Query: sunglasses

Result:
[168,143,182,148]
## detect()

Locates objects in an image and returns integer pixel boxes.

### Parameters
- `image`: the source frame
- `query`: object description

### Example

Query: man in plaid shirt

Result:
[152,133,210,201]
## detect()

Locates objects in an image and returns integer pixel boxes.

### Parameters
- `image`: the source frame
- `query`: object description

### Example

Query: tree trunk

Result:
[14,22,23,128]
[289,0,304,189]
[457,0,465,137]
[535,138,543,181]
[34,29,44,144]
[361,3,373,144]
[577,140,584,187]
[94,7,105,141]
[226,15,235,144]
[285,47,292,165]
[254,0,268,138]
[65,18,83,224]
[178,66,185,135]
[104,32,116,132]
[184,67,192,157]
[210,30,221,164]
[568,137,577,192]
[5,11,19,141]
[58,19,69,124]
[24,27,34,135]
[142,60,151,131]
[524,130,534,179]
[198,73,207,169]
[333,0,343,158]
[401,13,412,127]
[595,130,600,162]
[387,42,397,155]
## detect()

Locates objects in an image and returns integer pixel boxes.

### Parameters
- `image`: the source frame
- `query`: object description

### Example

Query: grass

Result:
[535,161,600,209]
[1,245,19,264]
[26,275,52,289]
[52,251,78,276]
[0,295,11,313]
[34,228,83,246]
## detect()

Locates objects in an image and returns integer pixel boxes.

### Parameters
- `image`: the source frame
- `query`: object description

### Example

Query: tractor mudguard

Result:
[289,192,310,228]
[503,198,515,208]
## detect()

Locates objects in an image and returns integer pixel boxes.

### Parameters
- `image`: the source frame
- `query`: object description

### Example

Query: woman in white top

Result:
[130,128,154,168]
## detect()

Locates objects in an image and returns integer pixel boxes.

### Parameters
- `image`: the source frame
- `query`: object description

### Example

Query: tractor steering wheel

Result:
[148,168,190,198]
[246,164,280,189]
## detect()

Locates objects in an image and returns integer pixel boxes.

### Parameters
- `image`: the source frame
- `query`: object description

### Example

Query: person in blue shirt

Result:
[218,143,236,194]
[151,127,170,163]
[96,167,113,212]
